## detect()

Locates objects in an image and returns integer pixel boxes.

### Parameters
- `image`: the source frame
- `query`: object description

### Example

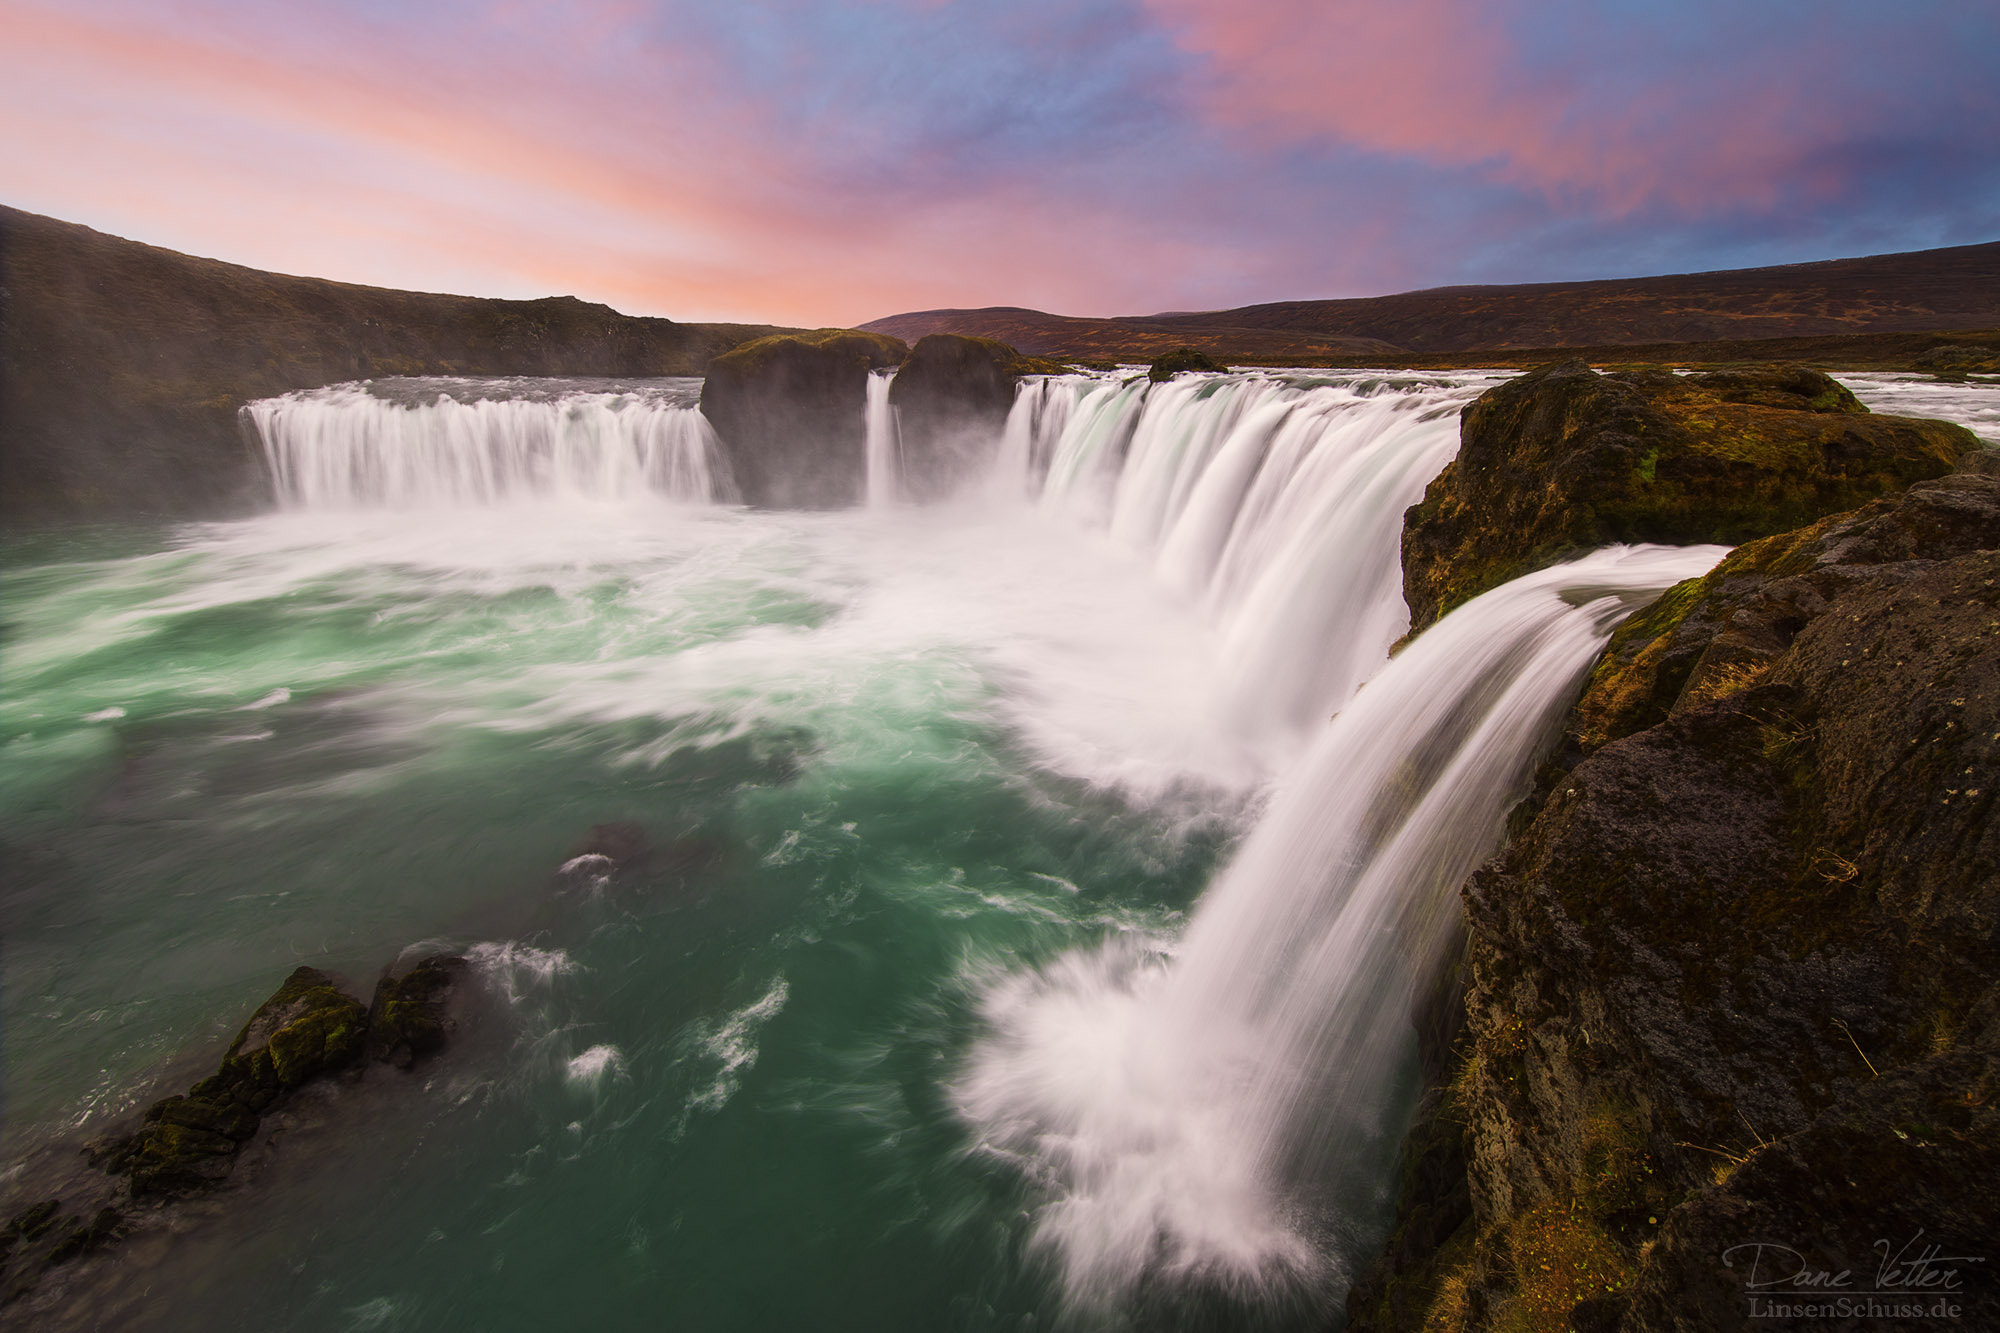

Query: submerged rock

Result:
[1399,359,1979,632]
[1351,463,2000,1331]
[570,821,652,869]
[888,333,1063,502]
[557,820,727,897]
[368,954,470,1070]
[698,329,908,507]
[1145,346,1226,381]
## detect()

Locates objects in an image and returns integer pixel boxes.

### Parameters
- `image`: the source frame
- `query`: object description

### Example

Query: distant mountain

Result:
[864,241,2000,361]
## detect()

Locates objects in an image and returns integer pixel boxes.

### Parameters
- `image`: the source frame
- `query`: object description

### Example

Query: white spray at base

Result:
[248,378,734,507]
[954,542,1727,1311]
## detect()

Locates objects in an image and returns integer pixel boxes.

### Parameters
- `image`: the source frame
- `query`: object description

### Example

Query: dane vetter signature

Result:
[1724,1231,1986,1293]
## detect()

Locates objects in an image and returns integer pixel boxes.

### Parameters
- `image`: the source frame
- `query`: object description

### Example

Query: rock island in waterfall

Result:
[3,6,1999,1331]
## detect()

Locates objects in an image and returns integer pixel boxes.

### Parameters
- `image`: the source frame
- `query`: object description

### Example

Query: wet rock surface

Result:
[1352,461,2000,1331]
[888,333,1062,501]
[1400,360,1979,633]
[368,955,471,1070]
[697,328,908,507]
[2,953,469,1311]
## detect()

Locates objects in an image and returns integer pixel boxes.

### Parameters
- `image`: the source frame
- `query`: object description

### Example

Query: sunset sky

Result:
[3,0,1995,327]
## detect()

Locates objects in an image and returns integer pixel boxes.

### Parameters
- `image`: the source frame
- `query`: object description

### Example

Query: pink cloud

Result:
[1141,0,1857,217]
[0,0,1277,322]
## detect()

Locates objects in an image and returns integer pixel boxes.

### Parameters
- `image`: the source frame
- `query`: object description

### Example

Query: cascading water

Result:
[247,376,734,507]
[955,541,1727,1315]
[1003,372,1510,749]
[865,369,902,508]
[25,355,1854,1328]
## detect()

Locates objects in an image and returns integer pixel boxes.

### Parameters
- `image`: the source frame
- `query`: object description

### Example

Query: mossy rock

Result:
[1573,457,2000,752]
[99,966,368,1196]
[703,328,907,381]
[368,954,470,1070]
[1400,359,1979,632]
[215,965,370,1100]
[698,329,910,508]
[1364,471,2000,1331]
[1146,346,1226,382]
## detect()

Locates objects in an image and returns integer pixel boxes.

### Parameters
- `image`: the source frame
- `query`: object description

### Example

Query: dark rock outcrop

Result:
[887,333,1063,502]
[96,966,369,1197]
[697,329,908,507]
[1351,460,2000,1331]
[3,953,473,1308]
[1146,345,1227,382]
[368,955,471,1071]
[0,205,791,518]
[1399,360,1979,632]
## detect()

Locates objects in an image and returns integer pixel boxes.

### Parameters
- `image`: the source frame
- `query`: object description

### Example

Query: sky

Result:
[2,0,1996,327]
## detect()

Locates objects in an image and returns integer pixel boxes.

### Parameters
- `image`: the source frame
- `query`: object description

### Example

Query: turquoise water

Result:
[3,499,1275,1330]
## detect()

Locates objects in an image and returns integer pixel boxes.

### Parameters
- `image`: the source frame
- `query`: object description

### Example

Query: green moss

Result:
[1146,346,1227,382]
[1401,362,1974,634]
[1495,1204,1631,1333]
[707,328,907,378]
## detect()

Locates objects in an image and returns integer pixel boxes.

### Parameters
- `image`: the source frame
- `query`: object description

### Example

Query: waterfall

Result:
[246,378,734,508]
[1002,371,1510,747]
[955,541,1726,1312]
[865,369,902,508]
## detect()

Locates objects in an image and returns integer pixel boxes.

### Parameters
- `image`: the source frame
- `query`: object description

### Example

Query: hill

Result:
[0,206,792,516]
[863,240,2000,362]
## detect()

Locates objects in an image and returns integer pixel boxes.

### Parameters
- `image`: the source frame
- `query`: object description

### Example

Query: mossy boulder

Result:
[1399,359,1979,632]
[368,954,469,1070]
[1353,466,2000,1331]
[886,334,1061,502]
[1913,343,2000,379]
[1146,346,1226,382]
[697,329,908,508]
[98,966,368,1196]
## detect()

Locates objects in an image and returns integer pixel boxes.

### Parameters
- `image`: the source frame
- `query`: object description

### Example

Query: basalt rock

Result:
[97,966,368,1197]
[1399,360,1979,633]
[698,329,908,507]
[368,954,471,1070]
[3,953,474,1307]
[1146,346,1227,382]
[1,1201,124,1304]
[887,334,1062,502]
[1351,464,2000,1331]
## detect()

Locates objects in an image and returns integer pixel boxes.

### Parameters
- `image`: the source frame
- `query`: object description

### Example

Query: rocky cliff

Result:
[1351,376,2000,1331]
[0,206,788,517]
[1400,361,1977,633]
